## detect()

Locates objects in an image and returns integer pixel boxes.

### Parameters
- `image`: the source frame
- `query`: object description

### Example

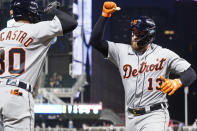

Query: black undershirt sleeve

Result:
[47,8,78,34]
[179,66,196,87]
[89,16,109,57]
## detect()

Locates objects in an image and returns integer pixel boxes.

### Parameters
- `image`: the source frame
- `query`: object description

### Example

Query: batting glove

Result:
[44,1,61,13]
[159,76,182,96]
[102,1,117,18]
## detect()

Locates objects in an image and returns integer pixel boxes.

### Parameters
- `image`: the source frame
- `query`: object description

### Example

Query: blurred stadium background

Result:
[0,0,197,130]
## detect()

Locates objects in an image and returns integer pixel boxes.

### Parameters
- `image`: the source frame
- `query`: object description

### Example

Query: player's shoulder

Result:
[153,44,172,52]
[107,41,130,48]
[34,16,61,25]
[0,28,6,33]
[153,43,178,56]
[24,20,49,28]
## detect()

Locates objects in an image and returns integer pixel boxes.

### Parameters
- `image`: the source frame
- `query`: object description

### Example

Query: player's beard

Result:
[131,36,146,52]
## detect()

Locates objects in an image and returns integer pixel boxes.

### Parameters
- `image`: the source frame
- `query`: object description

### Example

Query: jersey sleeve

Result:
[167,49,191,74]
[106,41,120,66]
[32,16,63,43]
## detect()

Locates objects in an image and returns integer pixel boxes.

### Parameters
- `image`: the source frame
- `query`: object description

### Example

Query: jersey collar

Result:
[12,22,27,27]
[128,44,157,55]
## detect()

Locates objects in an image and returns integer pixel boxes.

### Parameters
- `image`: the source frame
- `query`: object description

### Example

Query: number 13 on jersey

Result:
[148,77,163,91]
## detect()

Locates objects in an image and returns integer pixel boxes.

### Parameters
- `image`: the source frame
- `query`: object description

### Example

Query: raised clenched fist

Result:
[102,1,117,18]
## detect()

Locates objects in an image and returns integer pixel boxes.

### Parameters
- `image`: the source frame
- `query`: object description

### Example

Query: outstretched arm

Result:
[89,16,109,57]
[46,8,78,34]
[89,1,117,57]
[44,1,78,34]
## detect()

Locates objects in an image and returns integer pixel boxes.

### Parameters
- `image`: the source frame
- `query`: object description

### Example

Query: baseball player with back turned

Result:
[0,0,77,131]
[90,1,196,131]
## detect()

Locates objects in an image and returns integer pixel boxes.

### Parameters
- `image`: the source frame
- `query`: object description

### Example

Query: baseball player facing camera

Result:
[0,0,77,131]
[90,1,196,131]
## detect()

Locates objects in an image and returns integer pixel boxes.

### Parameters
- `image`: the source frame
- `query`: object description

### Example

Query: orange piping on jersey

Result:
[156,78,162,91]
[155,58,166,70]
[122,58,166,79]
[147,78,153,91]
[12,30,18,40]
[139,62,147,73]
[1,30,33,47]
[132,69,138,77]
[16,31,23,41]
[154,63,160,71]
[0,32,5,41]
[0,49,5,75]
[8,48,26,75]
[145,64,156,72]
[19,33,27,43]
[123,64,132,79]
[6,31,12,40]
[149,64,155,71]
[12,52,21,71]
[24,38,33,47]
[145,65,150,72]
[147,77,163,92]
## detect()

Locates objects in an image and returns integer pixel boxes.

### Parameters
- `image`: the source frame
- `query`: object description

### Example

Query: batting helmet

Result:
[10,0,40,23]
[131,16,156,47]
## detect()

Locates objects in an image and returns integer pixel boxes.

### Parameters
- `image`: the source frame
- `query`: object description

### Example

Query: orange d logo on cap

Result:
[133,20,137,25]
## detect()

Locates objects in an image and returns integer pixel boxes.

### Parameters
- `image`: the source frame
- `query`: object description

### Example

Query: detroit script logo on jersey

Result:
[123,58,166,79]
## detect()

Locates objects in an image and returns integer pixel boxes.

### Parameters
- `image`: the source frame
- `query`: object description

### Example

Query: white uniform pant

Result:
[126,108,170,131]
[0,85,34,131]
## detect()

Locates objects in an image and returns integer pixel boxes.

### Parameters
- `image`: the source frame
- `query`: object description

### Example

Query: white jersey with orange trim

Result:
[107,42,191,131]
[0,16,63,87]
[107,42,190,108]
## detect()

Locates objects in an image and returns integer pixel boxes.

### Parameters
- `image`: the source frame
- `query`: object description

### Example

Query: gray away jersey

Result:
[0,16,63,87]
[107,41,191,109]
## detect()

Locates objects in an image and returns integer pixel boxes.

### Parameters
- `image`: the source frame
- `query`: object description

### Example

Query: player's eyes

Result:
[132,31,146,38]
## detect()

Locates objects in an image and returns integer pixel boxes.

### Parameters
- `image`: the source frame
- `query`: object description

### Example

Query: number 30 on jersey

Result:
[0,48,25,75]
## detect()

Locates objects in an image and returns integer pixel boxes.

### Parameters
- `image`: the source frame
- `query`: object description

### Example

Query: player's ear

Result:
[10,10,13,18]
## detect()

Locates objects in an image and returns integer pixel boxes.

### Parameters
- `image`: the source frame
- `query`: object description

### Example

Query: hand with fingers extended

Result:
[159,76,182,96]
[102,1,117,18]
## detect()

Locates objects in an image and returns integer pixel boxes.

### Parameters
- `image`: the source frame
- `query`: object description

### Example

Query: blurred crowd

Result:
[44,72,76,88]
[49,72,63,87]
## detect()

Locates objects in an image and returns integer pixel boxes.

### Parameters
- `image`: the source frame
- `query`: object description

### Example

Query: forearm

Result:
[179,67,196,87]
[89,16,109,57]
[47,8,78,34]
